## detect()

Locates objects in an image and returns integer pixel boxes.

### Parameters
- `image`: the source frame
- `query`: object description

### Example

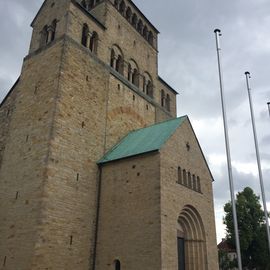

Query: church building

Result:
[0,0,218,269]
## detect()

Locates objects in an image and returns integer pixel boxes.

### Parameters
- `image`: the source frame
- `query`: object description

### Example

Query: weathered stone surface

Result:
[0,1,217,270]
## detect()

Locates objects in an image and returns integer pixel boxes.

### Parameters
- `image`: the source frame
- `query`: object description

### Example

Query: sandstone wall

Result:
[160,119,218,270]
[0,41,64,270]
[96,153,162,270]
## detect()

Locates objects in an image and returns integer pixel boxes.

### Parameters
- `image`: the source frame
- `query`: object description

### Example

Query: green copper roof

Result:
[98,116,187,164]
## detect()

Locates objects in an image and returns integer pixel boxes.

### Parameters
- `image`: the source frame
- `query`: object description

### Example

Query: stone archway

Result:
[177,205,208,270]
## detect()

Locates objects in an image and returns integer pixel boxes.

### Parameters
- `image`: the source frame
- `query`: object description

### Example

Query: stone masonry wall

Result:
[0,41,64,270]
[160,119,218,270]
[0,84,18,170]
[96,153,162,270]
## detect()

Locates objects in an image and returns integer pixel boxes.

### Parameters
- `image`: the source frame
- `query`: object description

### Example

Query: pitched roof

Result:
[98,116,187,164]
[218,239,236,252]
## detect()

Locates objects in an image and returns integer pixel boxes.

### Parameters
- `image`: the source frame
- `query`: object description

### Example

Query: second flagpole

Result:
[214,29,243,270]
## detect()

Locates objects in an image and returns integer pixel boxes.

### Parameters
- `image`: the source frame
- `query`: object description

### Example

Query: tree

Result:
[223,187,270,270]
[218,250,237,270]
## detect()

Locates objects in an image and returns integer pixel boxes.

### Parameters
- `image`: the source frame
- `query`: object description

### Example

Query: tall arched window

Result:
[143,25,148,39]
[132,14,138,27]
[111,49,116,68]
[111,45,124,74]
[126,7,132,21]
[128,64,132,81]
[132,68,139,87]
[161,90,165,107]
[165,94,171,111]
[40,25,49,47]
[90,31,98,54]
[137,20,143,33]
[188,172,192,188]
[89,0,95,9]
[114,0,119,9]
[178,167,182,184]
[183,169,187,186]
[51,19,57,42]
[193,174,197,191]
[81,24,89,47]
[146,81,153,97]
[115,260,121,270]
[197,176,201,193]
[81,0,87,8]
[116,55,124,75]
[119,0,126,15]
[148,31,154,45]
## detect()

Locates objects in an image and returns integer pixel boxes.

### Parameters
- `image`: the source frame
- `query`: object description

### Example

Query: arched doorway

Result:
[177,205,208,270]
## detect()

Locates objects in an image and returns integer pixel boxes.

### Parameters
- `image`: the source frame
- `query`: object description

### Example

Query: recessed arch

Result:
[111,44,124,75]
[119,0,126,15]
[148,31,154,45]
[142,72,153,97]
[81,23,89,47]
[143,25,148,39]
[132,13,138,27]
[90,31,98,54]
[137,19,143,33]
[126,7,132,21]
[177,205,208,270]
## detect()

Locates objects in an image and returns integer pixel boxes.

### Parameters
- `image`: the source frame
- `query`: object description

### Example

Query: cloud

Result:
[1,0,270,243]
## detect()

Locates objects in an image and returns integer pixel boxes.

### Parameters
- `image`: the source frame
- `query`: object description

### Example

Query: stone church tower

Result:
[0,0,218,269]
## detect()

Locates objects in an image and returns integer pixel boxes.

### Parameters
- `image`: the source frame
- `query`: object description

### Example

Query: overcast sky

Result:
[0,0,270,243]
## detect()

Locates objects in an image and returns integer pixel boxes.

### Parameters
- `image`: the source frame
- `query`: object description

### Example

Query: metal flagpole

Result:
[245,72,270,253]
[214,29,243,270]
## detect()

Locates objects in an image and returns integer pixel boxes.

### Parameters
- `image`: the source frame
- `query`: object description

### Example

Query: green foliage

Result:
[223,187,270,270]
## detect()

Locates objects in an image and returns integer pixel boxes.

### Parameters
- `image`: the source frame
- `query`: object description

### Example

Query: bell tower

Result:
[0,0,179,269]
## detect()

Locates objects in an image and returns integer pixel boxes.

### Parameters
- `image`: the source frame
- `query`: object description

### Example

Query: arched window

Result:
[148,31,154,45]
[51,19,57,42]
[119,0,126,15]
[142,76,146,92]
[161,90,165,107]
[126,7,132,21]
[81,24,89,47]
[132,14,138,27]
[110,49,116,68]
[146,81,153,97]
[188,172,192,188]
[197,176,201,193]
[40,25,49,47]
[81,0,87,8]
[116,55,124,75]
[132,68,139,87]
[90,31,98,54]
[183,169,187,186]
[165,94,171,111]
[143,25,148,39]
[114,0,119,9]
[115,260,121,270]
[89,0,94,9]
[193,174,197,191]
[111,45,124,74]
[128,64,132,81]
[178,167,182,184]
[137,20,143,33]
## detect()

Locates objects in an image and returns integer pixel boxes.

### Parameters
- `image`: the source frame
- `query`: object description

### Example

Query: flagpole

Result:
[214,29,243,269]
[267,102,270,118]
[245,72,270,253]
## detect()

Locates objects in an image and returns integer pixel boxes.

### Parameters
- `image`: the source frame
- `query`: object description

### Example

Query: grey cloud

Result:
[1,0,270,241]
